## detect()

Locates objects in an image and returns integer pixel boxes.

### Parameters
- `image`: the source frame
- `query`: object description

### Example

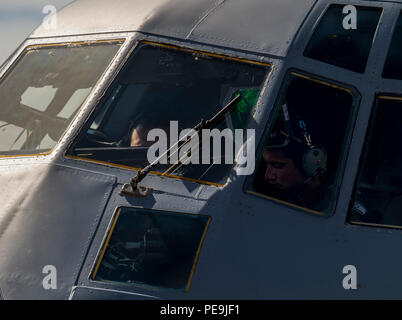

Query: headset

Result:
[264,103,327,183]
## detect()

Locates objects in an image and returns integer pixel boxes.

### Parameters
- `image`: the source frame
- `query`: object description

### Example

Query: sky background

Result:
[0,0,74,66]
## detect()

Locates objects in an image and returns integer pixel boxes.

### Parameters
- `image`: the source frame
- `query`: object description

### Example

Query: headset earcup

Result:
[303,146,327,177]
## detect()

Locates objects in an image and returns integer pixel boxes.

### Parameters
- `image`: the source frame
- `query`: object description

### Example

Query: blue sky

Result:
[0,0,74,65]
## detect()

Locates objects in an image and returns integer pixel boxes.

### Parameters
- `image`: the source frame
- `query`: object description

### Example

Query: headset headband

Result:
[264,103,327,180]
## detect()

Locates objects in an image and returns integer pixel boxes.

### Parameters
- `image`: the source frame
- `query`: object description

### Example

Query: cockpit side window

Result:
[68,42,270,186]
[304,5,382,73]
[0,41,122,156]
[348,96,402,228]
[248,72,356,215]
[382,12,402,79]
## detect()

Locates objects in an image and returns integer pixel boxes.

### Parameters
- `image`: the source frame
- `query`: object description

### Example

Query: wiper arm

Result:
[120,94,242,197]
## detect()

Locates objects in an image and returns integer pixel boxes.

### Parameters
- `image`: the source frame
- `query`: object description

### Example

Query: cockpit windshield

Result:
[0,40,122,156]
[68,42,270,185]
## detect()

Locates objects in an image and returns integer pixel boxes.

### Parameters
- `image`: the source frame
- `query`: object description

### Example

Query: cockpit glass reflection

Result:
[0,41,122,156]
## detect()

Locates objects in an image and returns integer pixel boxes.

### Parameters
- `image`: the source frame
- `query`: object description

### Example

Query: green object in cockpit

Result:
[231,88,260,128]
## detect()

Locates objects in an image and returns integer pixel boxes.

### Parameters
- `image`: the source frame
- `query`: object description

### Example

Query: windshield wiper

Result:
[120,94,242,197]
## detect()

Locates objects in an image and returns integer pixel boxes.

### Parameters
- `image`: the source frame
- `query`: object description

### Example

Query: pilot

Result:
[262,136,331,211]
[263,145,305,192]
[130,120,173,147]
[130,123,153,147]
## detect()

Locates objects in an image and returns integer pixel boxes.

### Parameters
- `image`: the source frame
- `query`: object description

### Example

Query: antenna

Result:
[120,94,242,197]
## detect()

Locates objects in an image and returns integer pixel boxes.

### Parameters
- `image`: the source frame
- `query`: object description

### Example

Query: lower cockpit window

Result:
[348,96,402,228]
[0,40,122,157]
[249,72,356,215]
[92,207,211,292]
[67,42,269,186]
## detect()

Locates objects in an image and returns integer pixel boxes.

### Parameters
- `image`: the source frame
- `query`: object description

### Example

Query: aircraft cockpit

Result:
[67,42,269,185]
[3,0,402,299]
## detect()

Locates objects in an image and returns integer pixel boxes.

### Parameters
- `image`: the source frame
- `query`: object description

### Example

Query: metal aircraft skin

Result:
[0,0,402,300]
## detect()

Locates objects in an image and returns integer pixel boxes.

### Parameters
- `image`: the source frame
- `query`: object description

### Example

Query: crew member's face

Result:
[130,126,151,147]
[263,150,305,191]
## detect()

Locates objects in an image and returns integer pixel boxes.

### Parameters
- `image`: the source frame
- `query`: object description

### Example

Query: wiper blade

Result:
[120,94,242,197]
